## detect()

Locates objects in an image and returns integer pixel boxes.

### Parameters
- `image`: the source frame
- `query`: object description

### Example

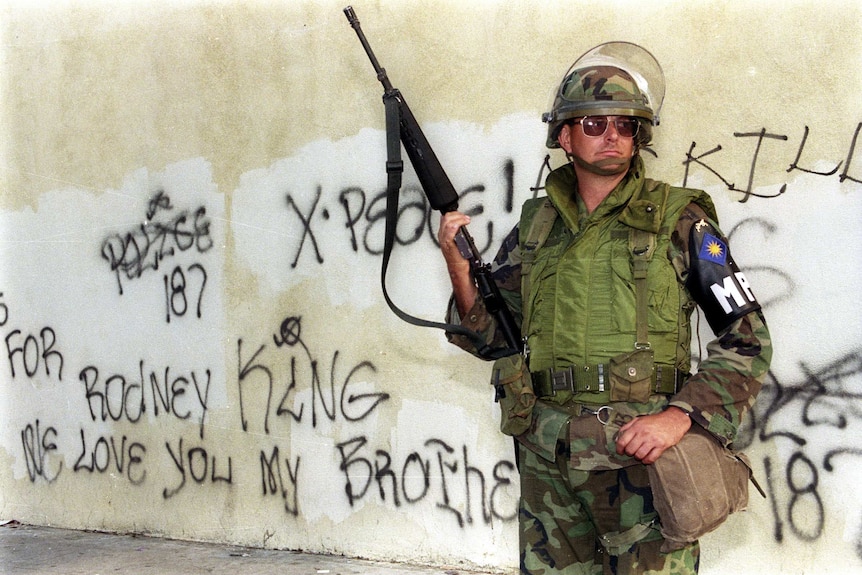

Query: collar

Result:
[544,156,649,233]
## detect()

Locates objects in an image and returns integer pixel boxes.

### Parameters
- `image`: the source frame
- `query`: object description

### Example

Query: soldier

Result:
[438,42,772,574]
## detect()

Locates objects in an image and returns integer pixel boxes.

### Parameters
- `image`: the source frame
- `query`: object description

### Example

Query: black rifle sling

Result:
[379,93,504,358]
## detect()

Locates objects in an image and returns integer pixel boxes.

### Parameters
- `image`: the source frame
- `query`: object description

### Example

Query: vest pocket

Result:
[609,238,679,335]
[609,348,654,403]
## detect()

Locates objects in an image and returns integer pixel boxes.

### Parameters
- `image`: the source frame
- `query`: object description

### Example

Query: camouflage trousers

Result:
[518,442,699,575]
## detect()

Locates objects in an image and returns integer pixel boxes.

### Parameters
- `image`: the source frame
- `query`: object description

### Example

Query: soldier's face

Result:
[558,116,635,177]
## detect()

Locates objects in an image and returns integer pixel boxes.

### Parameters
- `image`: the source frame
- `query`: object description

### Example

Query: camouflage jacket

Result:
[446,163,772,465]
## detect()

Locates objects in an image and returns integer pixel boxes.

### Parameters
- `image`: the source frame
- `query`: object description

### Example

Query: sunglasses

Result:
[573,116,640,138]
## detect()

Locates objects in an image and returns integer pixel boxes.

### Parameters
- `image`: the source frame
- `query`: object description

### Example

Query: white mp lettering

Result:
[735,271,756,303]
[710,275,748,314]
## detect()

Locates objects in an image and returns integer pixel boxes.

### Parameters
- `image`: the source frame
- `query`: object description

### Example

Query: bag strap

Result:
[379,94,503,357]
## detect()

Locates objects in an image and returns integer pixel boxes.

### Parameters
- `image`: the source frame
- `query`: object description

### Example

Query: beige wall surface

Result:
[1,0,860,573]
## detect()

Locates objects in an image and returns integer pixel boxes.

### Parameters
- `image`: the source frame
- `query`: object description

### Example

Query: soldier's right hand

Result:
[437,211,471,268]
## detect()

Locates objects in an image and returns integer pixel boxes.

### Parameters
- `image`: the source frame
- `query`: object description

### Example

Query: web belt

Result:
[532,364,687,398]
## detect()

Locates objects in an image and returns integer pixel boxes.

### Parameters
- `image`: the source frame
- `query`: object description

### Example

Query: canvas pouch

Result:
[491,354,536,437]
[609,348,654,403]
[648,423,756,552]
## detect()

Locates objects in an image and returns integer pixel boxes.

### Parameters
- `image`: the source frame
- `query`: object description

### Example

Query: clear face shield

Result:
[542,41,666,131]
[538,41,666,165]
[569,41,666,126]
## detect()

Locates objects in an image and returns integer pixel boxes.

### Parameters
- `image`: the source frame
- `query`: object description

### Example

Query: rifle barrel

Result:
[343,6,393,92]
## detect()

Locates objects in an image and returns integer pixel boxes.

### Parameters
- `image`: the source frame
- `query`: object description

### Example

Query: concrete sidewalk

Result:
[0,522,503,575]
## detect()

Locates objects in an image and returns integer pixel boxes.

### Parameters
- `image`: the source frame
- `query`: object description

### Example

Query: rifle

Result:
[344,6,521,360]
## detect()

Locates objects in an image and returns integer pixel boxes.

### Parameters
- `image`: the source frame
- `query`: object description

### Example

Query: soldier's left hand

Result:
[614,406,692,464]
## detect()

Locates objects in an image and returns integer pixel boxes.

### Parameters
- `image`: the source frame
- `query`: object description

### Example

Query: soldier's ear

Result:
[558,124,574,153]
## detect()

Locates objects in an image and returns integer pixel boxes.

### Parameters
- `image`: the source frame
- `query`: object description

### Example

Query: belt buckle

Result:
[654,366,681,394]
[551,366,573,392]
[597,363,605,392]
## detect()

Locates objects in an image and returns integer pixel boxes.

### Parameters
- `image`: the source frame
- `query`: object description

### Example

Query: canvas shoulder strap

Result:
[629,226,657,349]
[518,197,558,336]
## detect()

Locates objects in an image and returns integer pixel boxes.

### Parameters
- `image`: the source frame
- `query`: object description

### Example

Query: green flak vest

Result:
[519,164,717,407]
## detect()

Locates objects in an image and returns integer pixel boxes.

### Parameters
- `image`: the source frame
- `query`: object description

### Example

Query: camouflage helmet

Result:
[542,41,665,148]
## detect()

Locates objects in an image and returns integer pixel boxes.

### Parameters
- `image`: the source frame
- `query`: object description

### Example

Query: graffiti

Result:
[259,444,300,516]
[285,186,326,267]
[4,327,64,381]
[231,314,520,525]
[788,124,861,182]
[237,315,389,435]
[21,420,62,483]
[1,295,64,382]
[722,209,862,559]
[738,349,862,557]
[274,124,861,280]
[163,437,232,499]
[163,263,207,323]
[73,429,147,486]
[285,159,515,268]
[230,313,519,525]
[741,351,862,450]
[79,361,212,440]
[335,435,518,527]
[4,114,861,571]
[100,190,214,295]
[682,122,862,201]
[683,129,789,202]
[726,217,795,309]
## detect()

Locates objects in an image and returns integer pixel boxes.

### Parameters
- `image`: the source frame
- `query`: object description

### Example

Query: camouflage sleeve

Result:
[667,203,773,446]
[444,224,524,359]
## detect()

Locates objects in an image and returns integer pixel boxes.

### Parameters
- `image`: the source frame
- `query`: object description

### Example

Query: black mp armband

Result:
[686,219,761,334]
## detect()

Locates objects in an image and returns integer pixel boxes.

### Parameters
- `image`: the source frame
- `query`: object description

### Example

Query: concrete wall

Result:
[1,1,860,573]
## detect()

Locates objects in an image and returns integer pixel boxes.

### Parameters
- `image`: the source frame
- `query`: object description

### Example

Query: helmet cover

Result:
[543,42,665,149]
